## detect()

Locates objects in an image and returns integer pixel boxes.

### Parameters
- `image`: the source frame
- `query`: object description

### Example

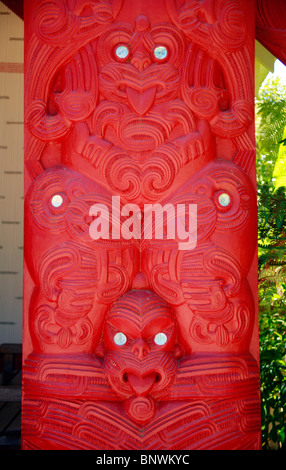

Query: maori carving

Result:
[23,0,261,450]
[102,289,181,424]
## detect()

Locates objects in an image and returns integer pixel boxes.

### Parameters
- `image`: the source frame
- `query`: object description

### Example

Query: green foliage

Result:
[259,285,286,449]
[256,74,286,450]
[273,127,286,191]
[256,77,286,187]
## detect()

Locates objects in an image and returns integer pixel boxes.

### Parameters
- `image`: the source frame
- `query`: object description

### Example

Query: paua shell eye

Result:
[154,332,167,345]
[153,46,168,61]
[115,45,130,60]
[218,192,231,207]
[51,194,64,208]
[113,332,127,345]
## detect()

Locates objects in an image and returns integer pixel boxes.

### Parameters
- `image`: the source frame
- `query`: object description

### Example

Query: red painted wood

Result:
[22,0,261,450]
[256,0,286,65]
[3,1,286,65]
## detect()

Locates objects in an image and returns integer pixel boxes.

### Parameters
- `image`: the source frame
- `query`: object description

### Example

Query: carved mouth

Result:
[105,351,178,401]
[125,370,158,397]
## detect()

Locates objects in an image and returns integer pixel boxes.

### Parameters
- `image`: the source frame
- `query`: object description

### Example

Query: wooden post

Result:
[22,0,261,450]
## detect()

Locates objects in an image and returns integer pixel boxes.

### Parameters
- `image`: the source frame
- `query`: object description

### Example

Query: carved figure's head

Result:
[103,289,182,424]
[91,13,190,158]
[96,14,185,114]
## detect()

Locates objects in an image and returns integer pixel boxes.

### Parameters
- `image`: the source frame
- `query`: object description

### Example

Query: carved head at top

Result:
[96,13,185,117]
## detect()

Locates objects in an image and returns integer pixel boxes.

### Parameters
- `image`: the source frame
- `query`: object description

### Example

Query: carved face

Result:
[93,14,192,157]
[97,14,185,106]
[103,290,180,404]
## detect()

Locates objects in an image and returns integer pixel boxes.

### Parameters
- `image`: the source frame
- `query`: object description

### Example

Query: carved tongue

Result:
[126,86,156,115]
[127,371,157,397]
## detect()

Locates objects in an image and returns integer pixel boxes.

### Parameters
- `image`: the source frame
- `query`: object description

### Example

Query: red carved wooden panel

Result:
[22,0,261,450]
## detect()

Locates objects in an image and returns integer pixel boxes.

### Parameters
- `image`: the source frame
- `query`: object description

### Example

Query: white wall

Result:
[0,1,24,344]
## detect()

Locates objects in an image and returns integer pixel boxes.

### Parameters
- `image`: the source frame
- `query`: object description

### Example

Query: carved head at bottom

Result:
[102,289,182,424]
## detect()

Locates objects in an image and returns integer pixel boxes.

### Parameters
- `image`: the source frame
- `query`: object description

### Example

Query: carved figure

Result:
[23,0,261,449]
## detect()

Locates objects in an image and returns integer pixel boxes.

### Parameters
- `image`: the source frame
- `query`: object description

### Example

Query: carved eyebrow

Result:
[142,321,175,340]
[106,313,141,336]
[106,323,135,345]
[107,297,175,332]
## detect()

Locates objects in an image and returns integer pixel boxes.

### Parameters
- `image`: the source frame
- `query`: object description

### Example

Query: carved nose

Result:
[131,338,150,359]
[131,52,152,71]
